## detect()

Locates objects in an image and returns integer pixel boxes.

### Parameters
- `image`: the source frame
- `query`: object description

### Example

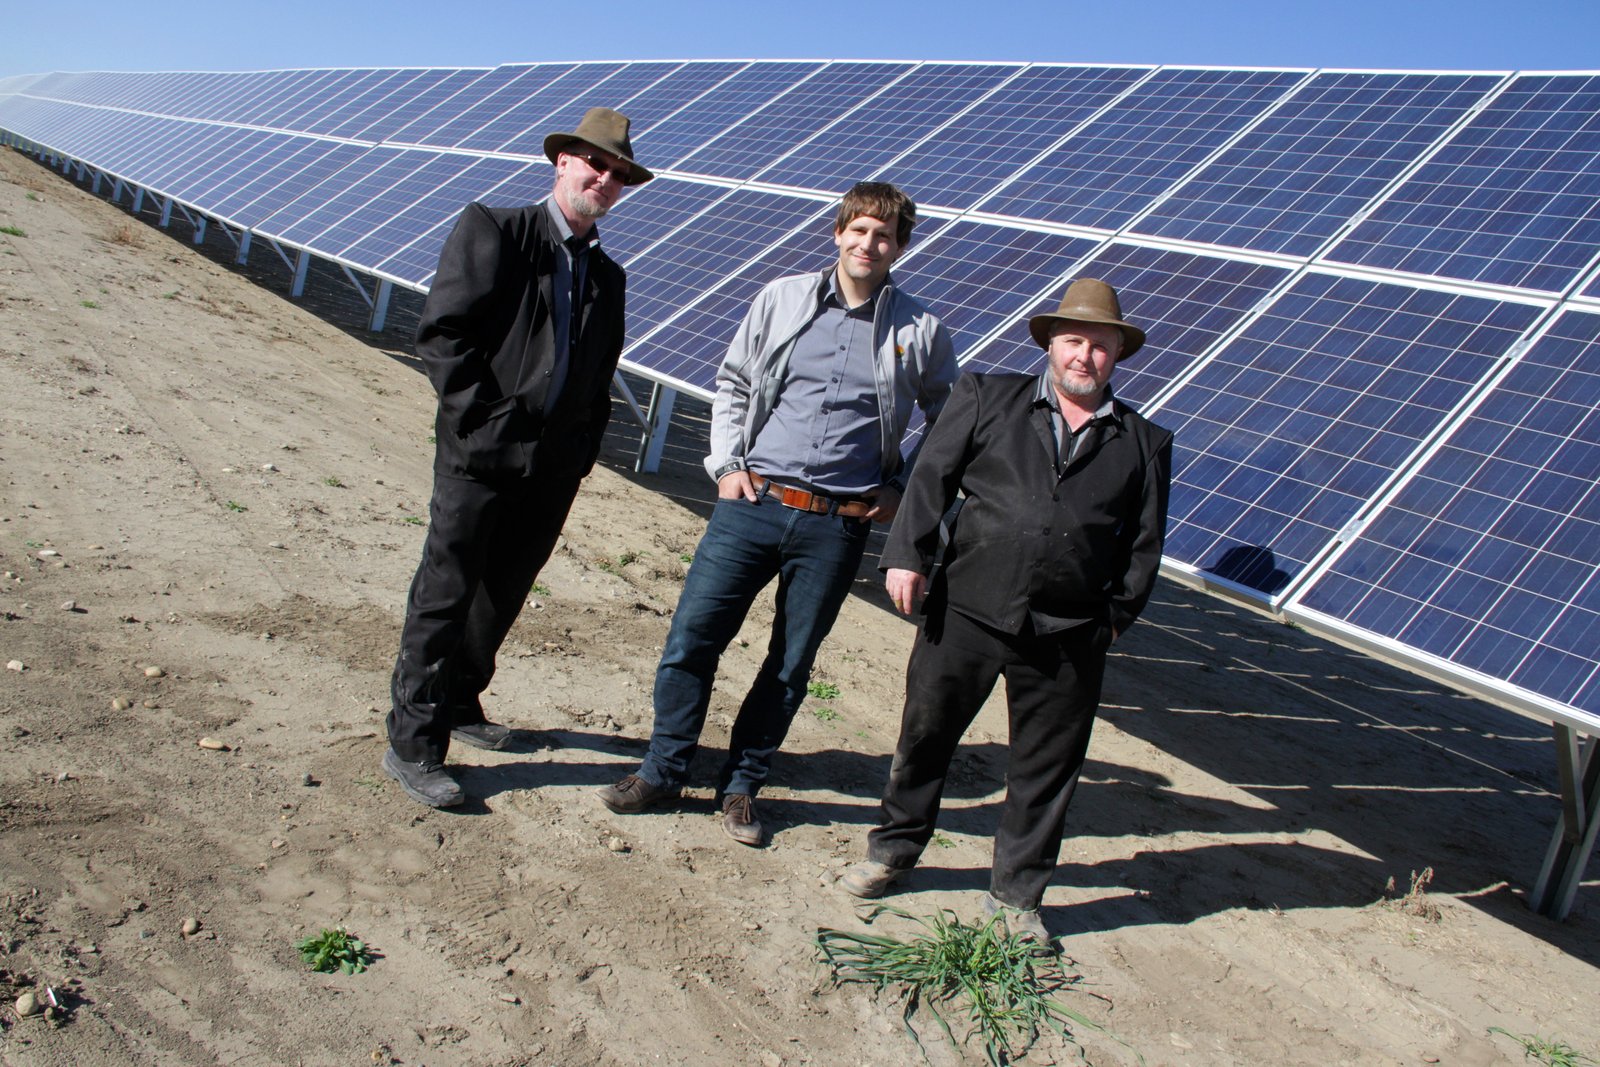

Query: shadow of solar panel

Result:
[978,68,1307,229]
[1157,272,1543,595]
[1326,74,1600,293]
[1133,72,1501,256]
[1299,309,1600,718]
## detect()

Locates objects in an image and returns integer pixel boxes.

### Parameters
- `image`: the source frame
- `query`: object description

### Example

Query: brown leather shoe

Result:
[838,860,903,898]
[596,773,680,814]
[721,793,763,847]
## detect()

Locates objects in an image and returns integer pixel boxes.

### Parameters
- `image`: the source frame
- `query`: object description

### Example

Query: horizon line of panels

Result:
[8,66,1600,299]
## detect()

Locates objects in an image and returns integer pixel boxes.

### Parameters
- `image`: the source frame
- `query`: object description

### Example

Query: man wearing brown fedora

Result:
[839,278,1173,942]
[384,108,652,807]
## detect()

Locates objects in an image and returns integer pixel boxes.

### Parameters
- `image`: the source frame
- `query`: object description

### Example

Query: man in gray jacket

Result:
[599,181,958,846]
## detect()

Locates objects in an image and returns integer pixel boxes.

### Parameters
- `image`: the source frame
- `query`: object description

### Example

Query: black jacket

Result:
[415,201,626,481]
[882,372,1172,637]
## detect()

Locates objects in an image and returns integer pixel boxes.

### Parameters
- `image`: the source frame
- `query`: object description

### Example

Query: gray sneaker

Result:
[838,860,903,899]
[981,892,1051,945]
[382,749,464,807]
[596,773,680,814]
[450,721,513,750]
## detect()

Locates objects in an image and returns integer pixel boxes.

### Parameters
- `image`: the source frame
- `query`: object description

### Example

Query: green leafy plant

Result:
[531,582,551,596]
[808,681,841,700]
[816,905,1137,1067]
[79,299,100,309]
[617,549,644,567]
[323,476,343,488]
[25,193,40,202]
[0,224,24,237]
[295,927,374,975]
[1489,1028,1595,1067]
[161,290,179,299]
[931,833,955,849]
[401,516,424,525]
[352,774,385,795]
[224,500,247,512]
[813,706,840,723]
[678,553,693,564]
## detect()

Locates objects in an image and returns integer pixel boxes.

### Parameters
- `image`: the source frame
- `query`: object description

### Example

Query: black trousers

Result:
[866,607,1110,909]
[387,469,579,762]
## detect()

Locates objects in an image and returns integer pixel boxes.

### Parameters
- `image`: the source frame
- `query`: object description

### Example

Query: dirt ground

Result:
[0,146,1595,1067]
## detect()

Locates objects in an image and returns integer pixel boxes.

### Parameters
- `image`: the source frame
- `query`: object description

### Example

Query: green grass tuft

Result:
[295,927,374,975]
[1489,1028,1596,1067]
[0,224,25,237]
[816,904,1140,1066]
[807,680,841,700]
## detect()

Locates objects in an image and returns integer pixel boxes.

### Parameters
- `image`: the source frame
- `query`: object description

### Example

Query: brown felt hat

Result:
[543,107,653,186]
[1028,277,1145,361]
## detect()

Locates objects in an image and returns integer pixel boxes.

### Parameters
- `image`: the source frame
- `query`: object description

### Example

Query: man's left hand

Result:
[864,485,901,524]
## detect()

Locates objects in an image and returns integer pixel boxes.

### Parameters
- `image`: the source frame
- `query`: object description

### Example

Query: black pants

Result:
[387,469,578,762]
[867,608,1110,909]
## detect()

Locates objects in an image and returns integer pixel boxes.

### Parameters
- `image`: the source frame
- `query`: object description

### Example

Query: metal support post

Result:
[192,214,207,244]
[291,249,311,298]
[236,230,252,265]
[1531,726,1599,921]
[635,382,677,474]
[369,279,393,332]
[132,186,145,214]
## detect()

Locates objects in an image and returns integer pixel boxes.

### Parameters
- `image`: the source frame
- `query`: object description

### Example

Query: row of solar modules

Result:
[1,60,1597,735]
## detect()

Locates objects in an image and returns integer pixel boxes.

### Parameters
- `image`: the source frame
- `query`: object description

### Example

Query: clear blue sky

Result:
[7,0,1599,76]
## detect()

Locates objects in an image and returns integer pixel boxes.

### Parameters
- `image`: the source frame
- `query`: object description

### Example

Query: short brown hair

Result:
[834,181,917,248]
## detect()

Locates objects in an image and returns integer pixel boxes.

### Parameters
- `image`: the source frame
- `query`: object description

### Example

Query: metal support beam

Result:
[191,214,207,244]
[634,382,677,474]
[236,230,252,265]
[160,196,174,228]
[112,178,124,204]
[90,169,101,193]
[291,249,311,298]
[370,279,393,332]
[1531,726,1598,921]
[131,186,145,214]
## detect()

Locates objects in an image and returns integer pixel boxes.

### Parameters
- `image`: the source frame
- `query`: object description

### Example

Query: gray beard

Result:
[1051,370,1102,399]
[562,187,609,221]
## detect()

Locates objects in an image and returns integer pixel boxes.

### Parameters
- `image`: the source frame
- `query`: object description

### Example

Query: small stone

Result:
[267,541,286,550]
[6,660,23,672]
[181,917,201,936]
[261,463,277,472]
[59,600,77,612]
[606,836,628,853]
[302,773,316,787]
[197,736,228,751]
[142,698,158,709]
[144,665,165,678]
[2,571,13,579]
[271,838,286,849]
[15,991,40,1017]
[55,771,72,783]
[36,549,59,559]
[111,697,130,710]
[760,1053,782,1067]
[220,466,236,473]
[497,993,520,1004]
[88,544,103,550]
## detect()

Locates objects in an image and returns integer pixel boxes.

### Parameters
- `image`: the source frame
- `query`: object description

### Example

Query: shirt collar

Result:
[822,268,886,313]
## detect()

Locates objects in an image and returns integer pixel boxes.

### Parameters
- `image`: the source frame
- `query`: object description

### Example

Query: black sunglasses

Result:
[568,149,631,182]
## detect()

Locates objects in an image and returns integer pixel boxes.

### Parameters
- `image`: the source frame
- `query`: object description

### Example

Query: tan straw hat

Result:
[543,107,653,186]
[1027,277,1145,360]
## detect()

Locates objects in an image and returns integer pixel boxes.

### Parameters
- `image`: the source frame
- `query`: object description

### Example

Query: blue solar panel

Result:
[876,65,1145,211]
[1327,74,1600,292]
[1133,72,1500,256]
[452,63,625,152]
[630,61,819,170]
[214,140,368,230]
[619,188,828,342]
[272,69,385,133]
[754,63,1014,192]
[321,68,450,140]
[624,221,840,391]
[672,62,908,180]
[346,156,526,279]
[348,68,490,143]
[494,61,683,157]
[300,68,418,136]
[1155,273,1542,594]
[614,62,747,137]
[1299,309,1600,718]
[271,147,431,247]
[382,65,551,147]
[590,177,735,262]
[961,243,1290,408]
[978,68,1307,230]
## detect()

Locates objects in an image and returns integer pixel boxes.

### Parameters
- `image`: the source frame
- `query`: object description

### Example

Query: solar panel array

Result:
[3,60,1599,736]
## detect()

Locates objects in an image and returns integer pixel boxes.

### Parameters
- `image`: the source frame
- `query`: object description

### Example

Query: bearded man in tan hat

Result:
[384,108,652,808]
[839,278,1173,943]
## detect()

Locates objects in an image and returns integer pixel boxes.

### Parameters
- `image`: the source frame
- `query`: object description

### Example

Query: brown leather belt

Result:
[748,473,873,518]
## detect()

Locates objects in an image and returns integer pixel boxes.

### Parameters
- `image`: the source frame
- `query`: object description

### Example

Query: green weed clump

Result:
[296,927,374,975]
[816,904,1138,1066]
[1489,1027,1595,1067]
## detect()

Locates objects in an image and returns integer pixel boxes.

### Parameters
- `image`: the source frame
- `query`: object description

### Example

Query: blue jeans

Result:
[639,495,870,796]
